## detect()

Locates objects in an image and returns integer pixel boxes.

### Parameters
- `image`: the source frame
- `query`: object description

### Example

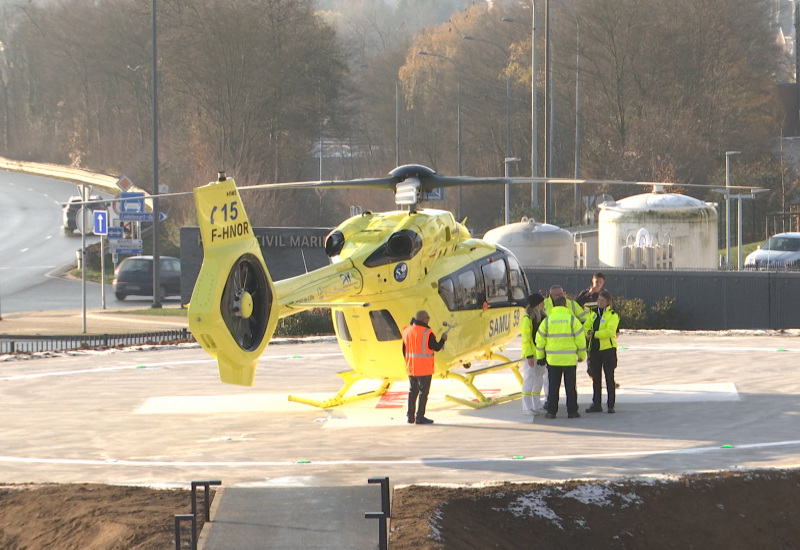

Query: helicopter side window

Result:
[507,256,528,301]
[482,259,509,304]
[456,269,482,310]
[334,310,352,342]
[438,278,457,311]
[369,310,402,341]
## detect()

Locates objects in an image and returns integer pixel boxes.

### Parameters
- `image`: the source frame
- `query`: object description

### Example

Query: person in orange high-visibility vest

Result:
[402,310,448,425]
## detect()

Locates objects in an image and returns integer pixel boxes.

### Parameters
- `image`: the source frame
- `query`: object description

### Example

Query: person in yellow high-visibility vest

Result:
[402,310,448,425]
[584,290,620,414]
[535,295,587,419]
[520,292,547,416]
[543,285,587,325]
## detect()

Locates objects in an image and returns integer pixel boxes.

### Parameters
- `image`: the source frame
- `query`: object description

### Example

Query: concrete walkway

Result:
[199,486,382,550]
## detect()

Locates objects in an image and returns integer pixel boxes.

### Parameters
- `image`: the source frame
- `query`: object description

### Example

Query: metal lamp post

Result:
[553,0,581,223]
[418,51,462,220]
[461,35,514,224]
[359,64,401,167]
[725,151,741,268]
[502,4,539,209]
[151,0,161,308]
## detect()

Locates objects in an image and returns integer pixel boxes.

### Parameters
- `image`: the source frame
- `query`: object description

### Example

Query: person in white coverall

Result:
[520,292,547,416]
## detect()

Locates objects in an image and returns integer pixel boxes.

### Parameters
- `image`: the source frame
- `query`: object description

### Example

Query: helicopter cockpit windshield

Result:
[437,249,528,312]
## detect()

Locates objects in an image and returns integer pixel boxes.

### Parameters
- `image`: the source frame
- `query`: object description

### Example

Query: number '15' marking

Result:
[210,201,239,224]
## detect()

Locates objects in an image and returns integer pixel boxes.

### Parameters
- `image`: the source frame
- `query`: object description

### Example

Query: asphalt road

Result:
[0,170,142,314]
[1,331,798,489]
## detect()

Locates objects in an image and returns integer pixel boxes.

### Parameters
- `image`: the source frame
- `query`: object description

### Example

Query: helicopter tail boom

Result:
[188,175,279,386]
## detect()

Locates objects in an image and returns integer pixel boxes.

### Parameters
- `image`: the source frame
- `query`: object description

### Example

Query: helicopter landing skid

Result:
[443,354,523,409]
[287,370,393,409]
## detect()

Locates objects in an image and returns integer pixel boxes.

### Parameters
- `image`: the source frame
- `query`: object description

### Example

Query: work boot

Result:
[586,404,603,413]
[415,416,434,424]
[568,412,581,418]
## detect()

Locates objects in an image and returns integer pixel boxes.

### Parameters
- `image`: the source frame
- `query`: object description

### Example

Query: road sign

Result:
[423,188,445,201]
[112,249,143,255]
[116,175,134,192]
[108,238,143,250]
[118,211,167,223]
[75,207,92,235]
[119,192,145,221]
[92,210,109,235]
[107,227,123,239]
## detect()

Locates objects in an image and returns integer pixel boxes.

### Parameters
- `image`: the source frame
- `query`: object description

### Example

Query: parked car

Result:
[112,256,181,300]
[744,232,800,270]
[62,194,106,233]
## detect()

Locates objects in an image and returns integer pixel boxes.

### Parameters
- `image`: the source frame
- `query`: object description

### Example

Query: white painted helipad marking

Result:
[0,440,798,469]
[135,375,738,419]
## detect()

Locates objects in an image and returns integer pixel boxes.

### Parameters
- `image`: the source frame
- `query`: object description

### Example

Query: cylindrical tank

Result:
[598,192,718,269]
[483,218,574,268]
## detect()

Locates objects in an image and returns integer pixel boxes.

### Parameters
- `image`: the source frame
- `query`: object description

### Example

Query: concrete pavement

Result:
[0,306,188,336]
[1,330,800,548]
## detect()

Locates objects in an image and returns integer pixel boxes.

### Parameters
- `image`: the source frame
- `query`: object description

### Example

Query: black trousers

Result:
[546,364,578,415]
[587,348,617,407]
[407,375,432,419]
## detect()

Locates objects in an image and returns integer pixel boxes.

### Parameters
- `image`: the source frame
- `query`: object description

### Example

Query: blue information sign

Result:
[92,210,108,235]
[119,192,146,221]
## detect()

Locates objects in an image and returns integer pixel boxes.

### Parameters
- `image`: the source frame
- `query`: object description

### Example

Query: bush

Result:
[649,296,681,329]
[273,309,334,337]
[613,296,681,329]
[614,297,647,329]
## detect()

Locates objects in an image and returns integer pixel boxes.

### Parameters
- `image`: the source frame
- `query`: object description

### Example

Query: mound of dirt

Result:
[388,469,800,549]
[0,484,201,550]
[2,470,799,549]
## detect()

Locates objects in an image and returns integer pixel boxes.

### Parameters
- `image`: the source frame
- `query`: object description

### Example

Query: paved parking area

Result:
[1,331,799,489]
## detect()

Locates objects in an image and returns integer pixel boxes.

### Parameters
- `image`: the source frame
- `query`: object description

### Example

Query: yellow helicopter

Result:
[188,164,535,409]
[185,164,766,409]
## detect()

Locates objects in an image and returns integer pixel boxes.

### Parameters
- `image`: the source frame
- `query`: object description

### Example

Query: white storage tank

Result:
[598,191,718,269]
[484,218,574,268]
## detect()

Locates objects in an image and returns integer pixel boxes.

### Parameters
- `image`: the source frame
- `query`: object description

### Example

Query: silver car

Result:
[744,232,800,270]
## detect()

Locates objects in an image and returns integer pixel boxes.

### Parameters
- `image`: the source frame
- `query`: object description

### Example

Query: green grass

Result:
[718,241,761,263]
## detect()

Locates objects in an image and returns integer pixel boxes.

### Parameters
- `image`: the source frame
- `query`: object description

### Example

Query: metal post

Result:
[531,0,538,208]
[543,0,551,222]
[191,480,222,522]
[737,196,743,270]
[359,64,401,167]
[461,35,513,221]
[553,0,580,223]
[366,477,391,550]
[501,6,538,207]
[80,184,90,334]
[151,0,162,308]
[100,235,106,309]
[505,157,521,224]
[173,514,195,550]
[725,151,741,269]
[418,51,462,219]
[395,79,401,166]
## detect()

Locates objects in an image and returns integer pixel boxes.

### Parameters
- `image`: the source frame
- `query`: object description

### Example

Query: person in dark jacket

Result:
[575,272,606,308]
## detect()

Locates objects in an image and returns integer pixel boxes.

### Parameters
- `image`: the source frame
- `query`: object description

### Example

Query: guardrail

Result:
[0,155,153,202]
[0,329,193,354]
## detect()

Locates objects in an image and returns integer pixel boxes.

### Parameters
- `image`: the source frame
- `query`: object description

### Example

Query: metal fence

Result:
[0,328,193,354]
[525,268,800,330]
